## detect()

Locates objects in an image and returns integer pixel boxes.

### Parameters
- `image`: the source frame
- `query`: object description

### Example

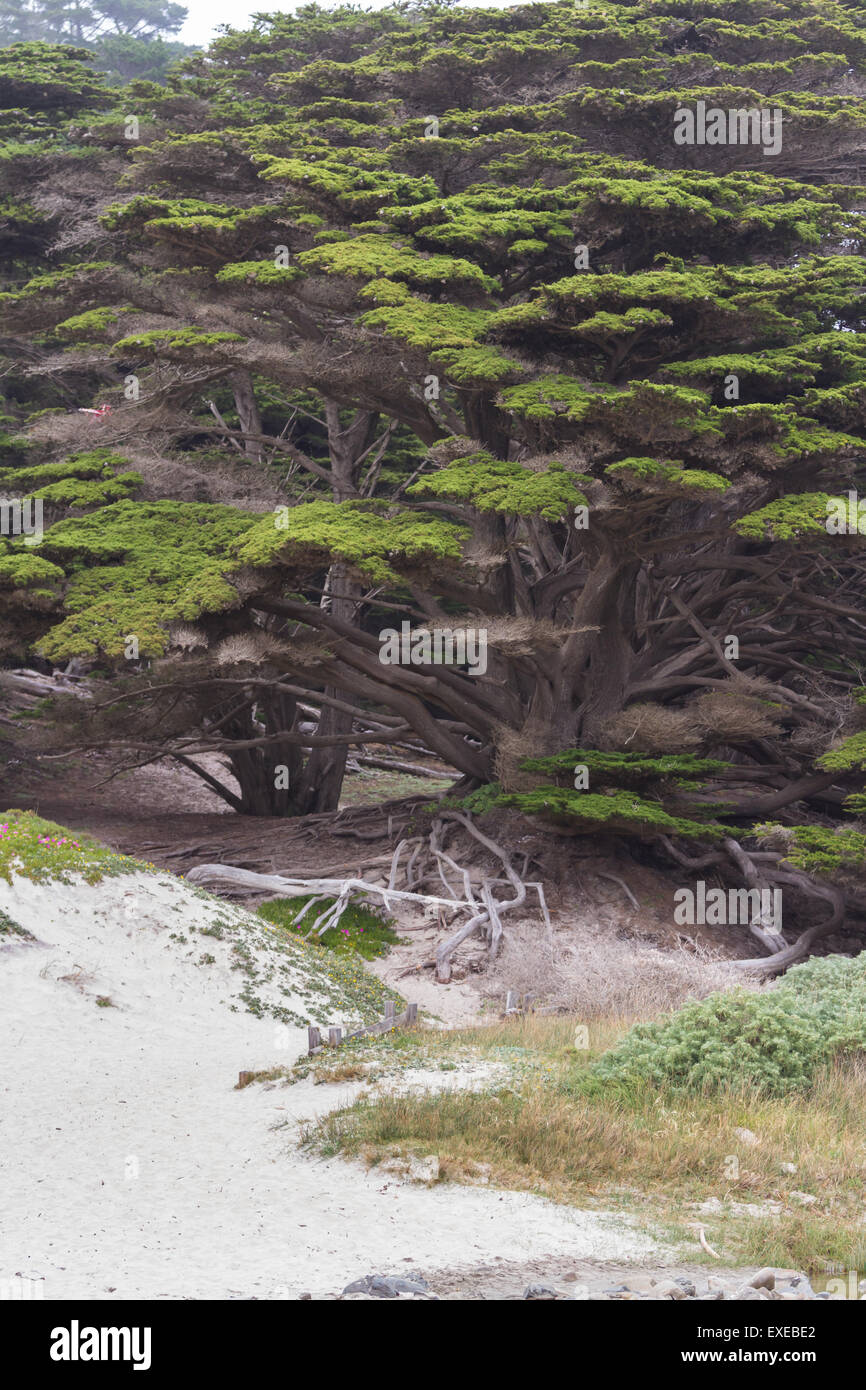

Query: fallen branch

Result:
[184,862,470,915]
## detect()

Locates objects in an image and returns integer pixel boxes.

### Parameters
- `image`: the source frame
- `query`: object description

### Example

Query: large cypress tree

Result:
[4,2,866,966]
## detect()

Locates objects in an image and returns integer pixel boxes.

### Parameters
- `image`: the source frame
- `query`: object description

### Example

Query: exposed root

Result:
[187,807,544,983]
[660,834,848,978]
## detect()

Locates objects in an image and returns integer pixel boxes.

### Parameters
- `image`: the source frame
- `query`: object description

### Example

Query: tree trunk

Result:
[230,371,263,461]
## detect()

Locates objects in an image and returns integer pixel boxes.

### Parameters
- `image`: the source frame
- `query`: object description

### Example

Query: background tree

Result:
[0,0,194,82]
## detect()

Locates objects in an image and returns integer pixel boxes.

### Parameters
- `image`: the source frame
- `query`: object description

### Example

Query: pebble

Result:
[342,1273,434,1298]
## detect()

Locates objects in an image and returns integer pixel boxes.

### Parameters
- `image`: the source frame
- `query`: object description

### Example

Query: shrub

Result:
[583,953,866,1097]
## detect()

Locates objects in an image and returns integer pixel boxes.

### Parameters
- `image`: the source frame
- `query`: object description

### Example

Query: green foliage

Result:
[54,306,135,342]
[519,749,729,785]
[605,457,730,494]
[299,232,498,293]
[503,786,723,839]
[476,783,723,840]
[408,452,587,519]
[734,493,835,540]
[32,472,143,507]
[757,823,866,876]
[233,500,468,585]
[113,328,246,357]
[0,42,112,111]
[0,808,143,885]
[257,895,400,960]
[215,260,302,287]
[818,731,866,772]
[585,954,866,1097]
[0,550,64,590]
[36,500,258,659]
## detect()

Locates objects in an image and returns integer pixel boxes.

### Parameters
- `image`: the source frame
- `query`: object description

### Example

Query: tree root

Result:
[660,834,848,977]
[187,808,544,982]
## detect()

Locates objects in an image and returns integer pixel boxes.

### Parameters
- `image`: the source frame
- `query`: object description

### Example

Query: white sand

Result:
[0,870,662,1300]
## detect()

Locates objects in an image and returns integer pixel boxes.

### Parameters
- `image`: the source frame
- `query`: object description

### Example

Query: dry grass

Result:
[484,924,743,1020]
[312,1061,369,1084]
[302,1016,866,1274]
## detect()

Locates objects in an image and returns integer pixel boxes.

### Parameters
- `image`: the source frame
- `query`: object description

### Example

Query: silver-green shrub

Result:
[584,953,866,1096]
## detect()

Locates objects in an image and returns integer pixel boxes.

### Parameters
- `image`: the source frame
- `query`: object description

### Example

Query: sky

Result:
[178,0,518,46]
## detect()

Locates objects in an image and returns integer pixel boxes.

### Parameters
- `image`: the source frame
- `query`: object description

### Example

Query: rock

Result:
[654,1279,687,1300]
[621,1274,659,1293]
[675,1277,697,1297]
[522,1284,571,1300]
[699,1291,724,1300]
[783,1275,816,1298]
[859,1279,866,1296]
[342,1274,431,1299]
[749,1268,776,1290]
[298,1291,312,1300]
[734,1127,760,1147]
[735,1285,770,1300]
[788,1191,817,1207]
[562,1272,580,1283]
[780,1162,797,1174]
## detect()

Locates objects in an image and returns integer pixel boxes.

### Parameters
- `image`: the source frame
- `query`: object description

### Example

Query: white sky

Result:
[178,0,519,47]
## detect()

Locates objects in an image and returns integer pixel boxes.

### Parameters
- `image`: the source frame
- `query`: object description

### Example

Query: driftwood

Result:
[0,668,89,706]
[187,809,546,981]
[185,862,470,919]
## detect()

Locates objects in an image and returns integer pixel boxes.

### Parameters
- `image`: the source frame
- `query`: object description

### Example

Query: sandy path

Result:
[0,875,662,1300]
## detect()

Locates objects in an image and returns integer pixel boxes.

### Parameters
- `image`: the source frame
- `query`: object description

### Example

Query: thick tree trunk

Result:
[292,405,380,813]
[224,689,304,815]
